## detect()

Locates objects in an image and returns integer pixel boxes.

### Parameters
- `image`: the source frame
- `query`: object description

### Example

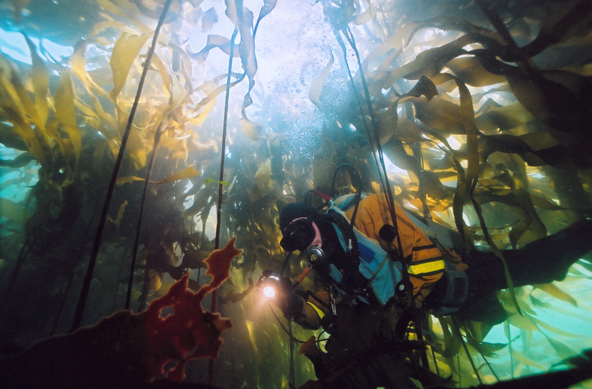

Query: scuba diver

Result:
[256,168,592,389]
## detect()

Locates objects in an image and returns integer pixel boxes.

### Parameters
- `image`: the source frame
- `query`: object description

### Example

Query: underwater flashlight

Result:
[257,270,287,300]
[262,285,276,298]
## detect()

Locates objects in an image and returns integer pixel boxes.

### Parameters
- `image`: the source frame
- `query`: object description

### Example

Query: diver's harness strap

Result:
[324,208,361,274]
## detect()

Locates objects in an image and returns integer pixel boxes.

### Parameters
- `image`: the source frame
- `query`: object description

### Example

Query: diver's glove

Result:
[280,292,305,321]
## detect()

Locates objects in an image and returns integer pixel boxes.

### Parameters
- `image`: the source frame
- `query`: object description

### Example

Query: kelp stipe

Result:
[70,0,174,331]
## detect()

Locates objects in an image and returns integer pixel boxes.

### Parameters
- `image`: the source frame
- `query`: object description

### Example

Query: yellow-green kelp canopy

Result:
[0,0,591,387]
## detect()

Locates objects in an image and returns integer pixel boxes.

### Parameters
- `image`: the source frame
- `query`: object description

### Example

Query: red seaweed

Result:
[0,237,242,389]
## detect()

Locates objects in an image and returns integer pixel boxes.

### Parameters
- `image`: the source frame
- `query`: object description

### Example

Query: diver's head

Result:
[279,203,323,253]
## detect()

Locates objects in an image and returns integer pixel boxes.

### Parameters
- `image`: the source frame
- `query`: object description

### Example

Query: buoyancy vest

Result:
[326,204,403,306]
[335,193,453,305]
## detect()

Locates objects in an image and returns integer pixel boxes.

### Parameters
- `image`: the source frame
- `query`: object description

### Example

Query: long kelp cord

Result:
[341,25,432,375]
[338,26,406,269]
[343,27,400,237]
[474,0,540,77]
[289,320,296,389]
[209,27,238,386]
[451,316,483,385]
[480,352,500,382]
[333,30,387,203]
[128,120,168,311]
[69,0,173,332]
[268,302,306,344]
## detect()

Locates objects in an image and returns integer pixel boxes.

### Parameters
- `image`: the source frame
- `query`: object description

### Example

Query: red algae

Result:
[0,237,242,389]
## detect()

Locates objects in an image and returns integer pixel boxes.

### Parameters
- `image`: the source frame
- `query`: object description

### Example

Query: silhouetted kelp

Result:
[1,0,592,387]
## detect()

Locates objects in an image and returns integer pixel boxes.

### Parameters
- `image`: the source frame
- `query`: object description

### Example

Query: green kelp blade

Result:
[422,147,457,171]
[446,56,507,87]
[439,318,461,359]
[529,293,552,309]
[205,178,229,186]
[475,101,534,133]
[478,134,533,163]
[508,312,539,332]
[0,56,51,162]
[0,121,26,151]
[256,0,277,27]
[405,75,438,101]
[55,72,82,174]
[151,53,171,96]
[529,192,569,211]
[44,120,70,169]
[157,166,200,185]
[117,166,200,186]
[106,200,128,230]
[529,315,580,338]
[522,0,592,57]
[429,74,479,192]
[96,0,128,18]
[382,137,421,172]
[421,170,453,200]
[412,97,466,134]
[452,182,468,242]
[362,22,418,76]
[240,117,265,141]
[382,34,475,85]
[512,349,547,371]
[0,197,27,225]
[0,106,46,167]
[166,73,187,114]
[508,218,533,250]
[543,333,579,361]
[352,0,375,25]
[190,35,236,63]
[116,176,145,186]
[560,349,592,369]
[184,185,216,217]
[533,283,578,307]
[0,152,34,168]
[125,126,148,170]
[109,32,150,101]
[24,35,49,127]
[375,101,399,145]
[471,197,522,315]
[391,118,428,143]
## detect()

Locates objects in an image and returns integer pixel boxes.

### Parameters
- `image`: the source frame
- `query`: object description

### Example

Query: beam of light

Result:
[263,285,276,298]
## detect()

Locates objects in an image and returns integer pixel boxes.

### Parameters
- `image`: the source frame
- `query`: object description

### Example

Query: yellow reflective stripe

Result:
[408,259,446,275]
[307,301,325,319]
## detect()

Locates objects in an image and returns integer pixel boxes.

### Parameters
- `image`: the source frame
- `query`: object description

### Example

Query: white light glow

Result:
[263,286,276,298]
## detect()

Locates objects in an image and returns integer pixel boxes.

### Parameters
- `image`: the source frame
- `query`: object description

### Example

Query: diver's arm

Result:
[281,290,324,330]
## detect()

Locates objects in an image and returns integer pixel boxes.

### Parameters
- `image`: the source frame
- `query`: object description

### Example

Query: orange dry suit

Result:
[293,193,455,330]
[341,193,456,306]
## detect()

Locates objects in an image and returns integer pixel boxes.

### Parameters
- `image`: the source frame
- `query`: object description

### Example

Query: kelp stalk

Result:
[70,0,173,331]
[209,27,238,386]
[452,316,483,385]
[474,0,540,77]
[126,120,167,311]
[343,27,404,260]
